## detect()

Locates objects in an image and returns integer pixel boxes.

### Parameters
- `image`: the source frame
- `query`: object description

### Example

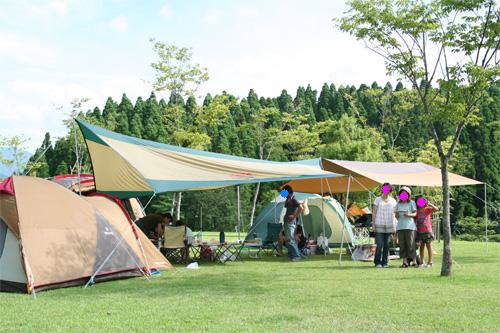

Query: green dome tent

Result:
[245,193,354,246]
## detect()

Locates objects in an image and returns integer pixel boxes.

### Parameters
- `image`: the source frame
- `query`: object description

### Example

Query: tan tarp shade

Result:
[287,159,482,193]
[77,120,341,198]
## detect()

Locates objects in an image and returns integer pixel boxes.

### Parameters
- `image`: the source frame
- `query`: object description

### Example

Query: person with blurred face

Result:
[396,186,417,268]
[415,195,439,268]
[282,185,302,261]
[372,183,397,268]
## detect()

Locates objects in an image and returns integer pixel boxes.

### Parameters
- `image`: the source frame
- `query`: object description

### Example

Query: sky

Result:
[0,0,391,152]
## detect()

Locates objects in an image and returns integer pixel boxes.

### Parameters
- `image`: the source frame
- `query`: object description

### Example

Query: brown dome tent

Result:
[0,176,171,294]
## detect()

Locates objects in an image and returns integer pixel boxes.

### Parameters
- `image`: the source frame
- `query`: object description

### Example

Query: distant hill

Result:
[0,147,32,178]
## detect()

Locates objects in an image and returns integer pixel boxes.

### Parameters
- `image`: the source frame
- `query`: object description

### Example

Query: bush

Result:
[455,234,478,242]
[454,217,496,237]
[485,234,500,242]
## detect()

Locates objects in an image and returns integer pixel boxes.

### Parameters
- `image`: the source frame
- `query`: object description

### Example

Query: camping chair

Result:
[262,223,283,256]
[162,225,188,264]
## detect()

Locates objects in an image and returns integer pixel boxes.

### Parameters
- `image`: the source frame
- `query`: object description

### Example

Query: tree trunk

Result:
[249,182,261,226]
[440,158,453,276]
[176,192,182,221]
[170,193,176,216]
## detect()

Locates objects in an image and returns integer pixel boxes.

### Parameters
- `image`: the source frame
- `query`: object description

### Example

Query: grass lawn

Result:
[0,241,498,333]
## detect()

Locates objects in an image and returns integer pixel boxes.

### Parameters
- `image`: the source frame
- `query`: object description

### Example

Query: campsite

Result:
[1,1,499,332]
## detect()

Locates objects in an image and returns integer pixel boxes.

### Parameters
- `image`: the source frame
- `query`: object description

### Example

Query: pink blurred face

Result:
[381,184,391,194]
[417,197,427,207]
[399,191,409,201]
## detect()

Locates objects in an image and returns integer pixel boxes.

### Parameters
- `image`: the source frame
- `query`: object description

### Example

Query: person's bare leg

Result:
[419,242,425,264]
[427,242,433,265]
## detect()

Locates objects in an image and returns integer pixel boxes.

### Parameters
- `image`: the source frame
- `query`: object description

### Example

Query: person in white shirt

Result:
[372,183,397,268]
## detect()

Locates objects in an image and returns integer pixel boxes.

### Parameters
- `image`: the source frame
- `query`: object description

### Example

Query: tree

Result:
[130,97,145,138]
[337,0,499,276]
[150,38,210,220]
[317,83,334,121]
[150,38,209,105]
[26,132,52,178]
[102,97,118,131]
[319,115,384,161]
[0,135,31,176]
[242,107,284,225]
[116,94,134,135]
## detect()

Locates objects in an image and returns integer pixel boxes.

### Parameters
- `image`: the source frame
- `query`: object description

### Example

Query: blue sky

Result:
[0,0,390,151]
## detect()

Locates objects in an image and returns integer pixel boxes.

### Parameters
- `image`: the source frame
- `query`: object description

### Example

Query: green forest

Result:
[26,81,500,235]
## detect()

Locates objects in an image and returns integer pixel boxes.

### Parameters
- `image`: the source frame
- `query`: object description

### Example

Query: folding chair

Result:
[162,225,188,264]
[262,223,283,256]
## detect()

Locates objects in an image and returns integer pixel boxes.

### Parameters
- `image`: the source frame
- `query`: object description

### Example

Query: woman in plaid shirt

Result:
[372,183,397,268]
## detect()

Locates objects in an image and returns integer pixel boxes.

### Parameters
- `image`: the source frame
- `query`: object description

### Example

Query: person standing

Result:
[372,182,397,268]
[396,186,417,268]
[282,185,302,261]
[415,195,439,268]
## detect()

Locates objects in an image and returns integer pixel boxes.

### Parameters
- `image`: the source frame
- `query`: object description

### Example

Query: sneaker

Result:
[375,264,382,268]
[427,262,433,268]
[291,257,302,261]
[382,264,389,268]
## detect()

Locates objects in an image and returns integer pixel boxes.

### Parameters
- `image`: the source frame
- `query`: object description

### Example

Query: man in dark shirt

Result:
[135,213,172,241]
[282,185,302,260]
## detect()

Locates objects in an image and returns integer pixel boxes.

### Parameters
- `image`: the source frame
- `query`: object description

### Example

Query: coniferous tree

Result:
[317,83,333,121]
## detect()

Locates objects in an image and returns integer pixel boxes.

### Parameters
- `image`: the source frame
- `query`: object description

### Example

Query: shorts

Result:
[417,232,434,244]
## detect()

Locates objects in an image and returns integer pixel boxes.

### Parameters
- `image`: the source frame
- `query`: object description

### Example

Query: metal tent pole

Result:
[200,205,203,234]
[321,177,326,256]
[339,175,351,264]
[84,223,147,288]
[484,183,488,253]
[73,120,82,196]
[237,186,241,241]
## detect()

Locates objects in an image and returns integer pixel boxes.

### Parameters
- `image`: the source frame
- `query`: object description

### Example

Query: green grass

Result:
[0,241,499,333]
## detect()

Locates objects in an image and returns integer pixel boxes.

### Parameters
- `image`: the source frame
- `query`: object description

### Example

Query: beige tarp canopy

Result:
[76,120,342,198]
[287,159,482,193]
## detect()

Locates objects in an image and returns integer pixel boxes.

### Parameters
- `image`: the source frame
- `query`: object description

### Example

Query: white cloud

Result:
[0,30,59,66]
[202,8,223,25]
[49,0,69,16]
[159,4,173,20]
[108,15,129,33]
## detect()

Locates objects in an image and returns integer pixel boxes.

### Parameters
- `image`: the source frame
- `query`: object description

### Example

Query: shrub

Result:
[485,234,500,243]
[454,217,496,237]
[455,234,478,242]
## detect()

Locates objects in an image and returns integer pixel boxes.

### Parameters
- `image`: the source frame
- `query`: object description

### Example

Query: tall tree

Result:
[317,83,334,121]
[338,0,499,276]
[150,38,210,219]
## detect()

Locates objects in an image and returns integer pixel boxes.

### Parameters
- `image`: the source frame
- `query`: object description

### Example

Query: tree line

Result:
[26,81,499,233]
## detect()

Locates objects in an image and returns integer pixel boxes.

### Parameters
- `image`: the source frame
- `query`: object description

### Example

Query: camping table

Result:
[238,242,263,259]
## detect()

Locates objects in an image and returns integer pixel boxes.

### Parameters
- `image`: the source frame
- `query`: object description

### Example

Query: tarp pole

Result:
[339,175,351,264]
[237,186,241,241]
[200,205,203,235]
[74,120,82,196]
[321,177,326,256]
[484,183,488,253]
